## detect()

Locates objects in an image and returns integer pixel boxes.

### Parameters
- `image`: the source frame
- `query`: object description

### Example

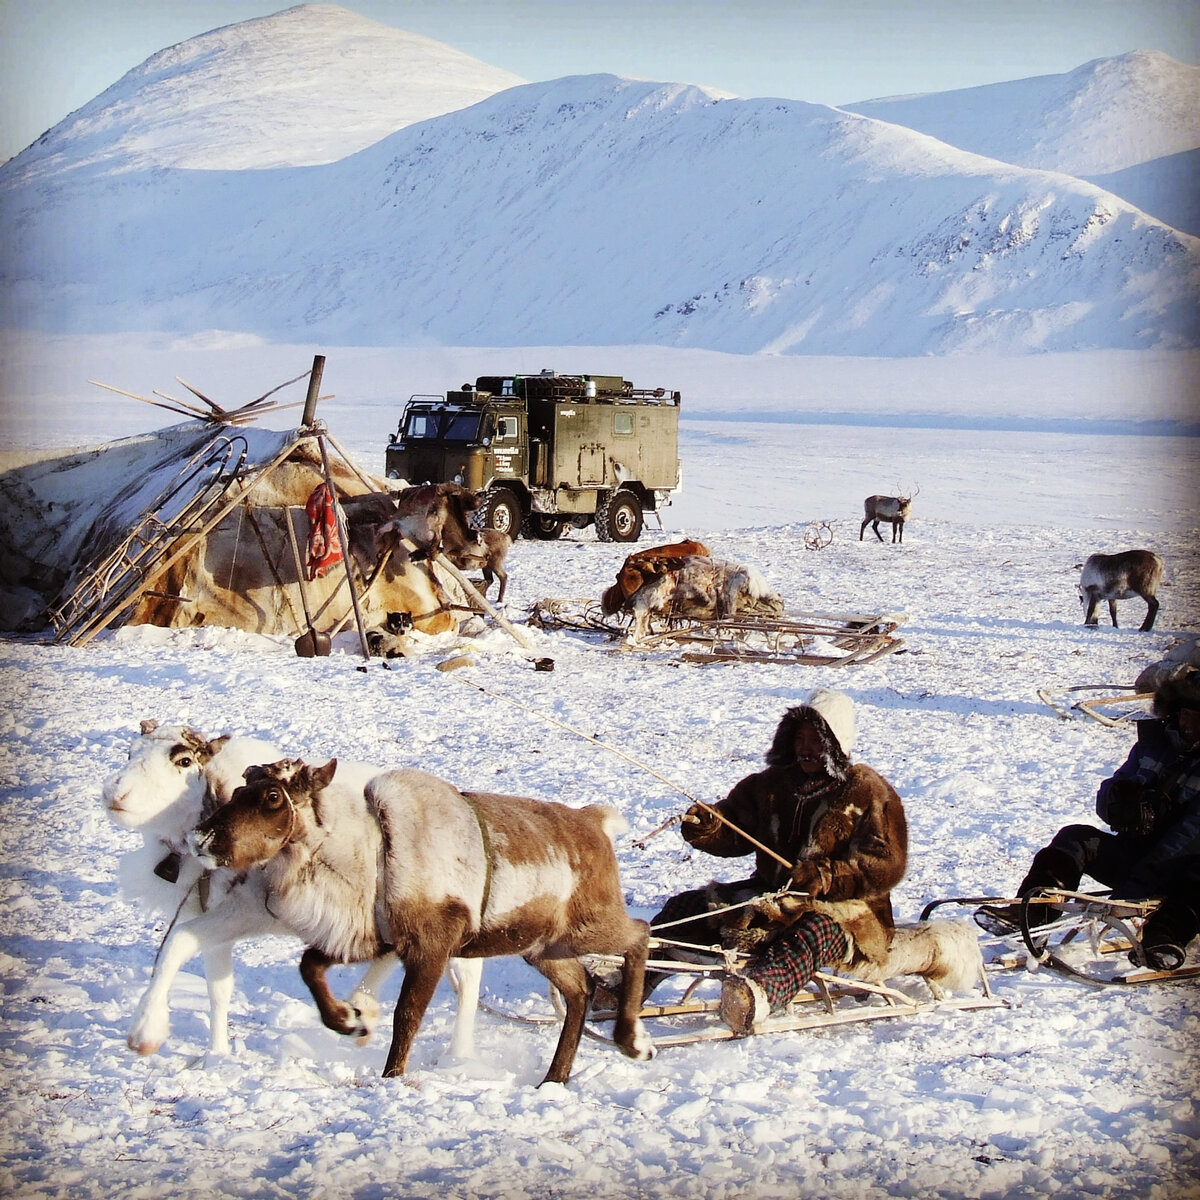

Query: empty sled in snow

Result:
[927,891,1200,987]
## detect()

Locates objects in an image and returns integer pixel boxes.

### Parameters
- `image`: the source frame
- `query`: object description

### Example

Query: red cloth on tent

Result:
[305,483,343,580]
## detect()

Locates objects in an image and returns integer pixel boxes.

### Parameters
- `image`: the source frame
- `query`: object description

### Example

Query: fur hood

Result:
[1153,665,1200,720]
[765,693,854,781]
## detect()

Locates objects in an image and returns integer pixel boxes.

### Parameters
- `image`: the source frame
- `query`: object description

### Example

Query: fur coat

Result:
[685,704,908,962]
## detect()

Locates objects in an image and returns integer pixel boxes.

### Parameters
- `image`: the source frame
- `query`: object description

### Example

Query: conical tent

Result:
[0,420,469,646]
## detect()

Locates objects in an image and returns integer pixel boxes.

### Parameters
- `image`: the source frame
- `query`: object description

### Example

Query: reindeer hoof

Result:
[617,1019,655,1062]
[346,991,380,1045]
[326,1001,374,1041]
[128,1031,164,1056]
[128,1010,169,1056]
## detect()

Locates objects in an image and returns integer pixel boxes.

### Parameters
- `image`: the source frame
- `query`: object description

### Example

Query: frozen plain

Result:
[0,338,1198,1199]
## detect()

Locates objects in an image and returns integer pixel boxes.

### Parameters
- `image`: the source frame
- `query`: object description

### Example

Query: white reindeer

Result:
[102,721,481,1062]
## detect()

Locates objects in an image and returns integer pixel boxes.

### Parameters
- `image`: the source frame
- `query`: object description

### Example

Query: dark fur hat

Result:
[765,705,852,782]
[1153,664,1200,720]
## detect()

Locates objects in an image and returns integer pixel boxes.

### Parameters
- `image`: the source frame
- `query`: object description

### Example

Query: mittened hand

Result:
[1108,793,1157,837]
[790,859,821,896]
[682,803,721,837]
[1103,779,1156,836]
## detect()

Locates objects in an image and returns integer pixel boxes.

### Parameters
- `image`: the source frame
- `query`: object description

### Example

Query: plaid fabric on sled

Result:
[745,911,850,1009]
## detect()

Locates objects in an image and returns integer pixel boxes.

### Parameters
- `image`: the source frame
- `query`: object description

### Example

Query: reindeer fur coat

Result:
[685,705,908,952]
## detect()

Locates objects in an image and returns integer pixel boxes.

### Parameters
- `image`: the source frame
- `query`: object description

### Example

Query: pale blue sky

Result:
[2,0,1197,163]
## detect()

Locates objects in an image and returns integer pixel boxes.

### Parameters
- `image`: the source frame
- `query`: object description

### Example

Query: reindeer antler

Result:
[803,521,834,551]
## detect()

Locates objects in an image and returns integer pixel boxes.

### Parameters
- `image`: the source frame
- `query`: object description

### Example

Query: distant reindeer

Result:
[1078,549,1164,631]
[860,485,918,543]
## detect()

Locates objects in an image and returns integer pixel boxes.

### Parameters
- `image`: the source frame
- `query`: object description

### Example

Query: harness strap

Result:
[459,791,494,923]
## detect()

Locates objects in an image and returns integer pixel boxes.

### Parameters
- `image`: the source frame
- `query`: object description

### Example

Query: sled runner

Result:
[1036,685,1154,727]
[528,598,906,667]
[571,941,1006,1048]
[927,891,1200,987]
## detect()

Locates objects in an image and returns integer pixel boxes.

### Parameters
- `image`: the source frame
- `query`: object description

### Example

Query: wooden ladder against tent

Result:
[49,431,305,647]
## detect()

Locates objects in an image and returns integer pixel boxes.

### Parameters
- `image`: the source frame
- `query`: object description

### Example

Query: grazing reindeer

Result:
[1079,549,1164,631]
[860,486,918,543]
[191,760,653,1086]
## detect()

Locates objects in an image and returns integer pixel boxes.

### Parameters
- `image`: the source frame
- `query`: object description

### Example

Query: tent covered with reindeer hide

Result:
[0,409,473,650]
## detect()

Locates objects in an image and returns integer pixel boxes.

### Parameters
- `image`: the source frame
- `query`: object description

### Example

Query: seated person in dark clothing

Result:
[977,665,1200,971]
[647,692,908,1033]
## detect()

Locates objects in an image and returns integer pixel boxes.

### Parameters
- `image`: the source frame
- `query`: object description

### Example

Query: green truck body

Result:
[385,371,682,541]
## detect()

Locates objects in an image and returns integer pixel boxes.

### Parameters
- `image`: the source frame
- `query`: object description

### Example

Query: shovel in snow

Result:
[285,507,331,658]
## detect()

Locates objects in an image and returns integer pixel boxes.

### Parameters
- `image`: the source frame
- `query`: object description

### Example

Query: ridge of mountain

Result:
[844,50,1199,177]
[4,72,1195,356]
[2,13,1196,356]
[5,3,527,178]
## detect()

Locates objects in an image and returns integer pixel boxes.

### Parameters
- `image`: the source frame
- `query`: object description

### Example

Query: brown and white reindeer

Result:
[441,527,513,603]
[618,554,784,644]
[190,759,654,1086]
[1078,549,1164,632]
[103,722,481,1064]
[600,540,713,616]
[859,485,918,544]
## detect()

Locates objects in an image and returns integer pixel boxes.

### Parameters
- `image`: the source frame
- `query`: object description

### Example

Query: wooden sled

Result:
[1036,685,1154,727]
[570,942,1006,1049]
[925,891,1200,988]
[528,599,906,667]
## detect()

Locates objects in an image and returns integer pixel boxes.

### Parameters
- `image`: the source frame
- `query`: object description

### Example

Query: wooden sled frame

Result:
[528,598,907,667]
[1037,685,1154,727]
[564,940,1007,1049]
[925,891,1200,987]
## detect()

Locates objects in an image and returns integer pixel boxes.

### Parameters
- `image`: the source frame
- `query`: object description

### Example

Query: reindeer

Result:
[376,482,511,602]
[103,721,481,1063]
[1078,549,1164,631]
[442,527,513,603]
[191,760,654,1086]
[860,486,918,543]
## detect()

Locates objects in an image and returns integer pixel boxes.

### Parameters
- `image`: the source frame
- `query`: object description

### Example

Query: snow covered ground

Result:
[1,341,1198,1199]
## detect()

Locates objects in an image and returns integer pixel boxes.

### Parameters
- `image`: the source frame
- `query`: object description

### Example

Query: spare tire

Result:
[523,513,566,540]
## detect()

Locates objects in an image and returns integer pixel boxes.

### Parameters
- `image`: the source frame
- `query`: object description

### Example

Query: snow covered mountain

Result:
[2,9,1197,356]
[6,4,525,177]
[846,51,1200,233]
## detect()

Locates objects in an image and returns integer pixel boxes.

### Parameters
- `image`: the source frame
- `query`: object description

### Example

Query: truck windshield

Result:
[443,411,483,441]
[402,409,481,441]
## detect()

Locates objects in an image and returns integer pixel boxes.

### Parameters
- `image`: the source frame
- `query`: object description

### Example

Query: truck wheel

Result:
[483,489,522,537]
[523,513,565,540]
[597,491,643,543]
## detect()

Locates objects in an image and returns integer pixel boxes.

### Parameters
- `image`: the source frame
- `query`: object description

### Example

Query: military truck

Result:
[384,371,682,541]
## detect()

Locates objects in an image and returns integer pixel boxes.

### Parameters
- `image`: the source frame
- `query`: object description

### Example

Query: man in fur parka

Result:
[978,664,1200,971]
[647,691,908,1034]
